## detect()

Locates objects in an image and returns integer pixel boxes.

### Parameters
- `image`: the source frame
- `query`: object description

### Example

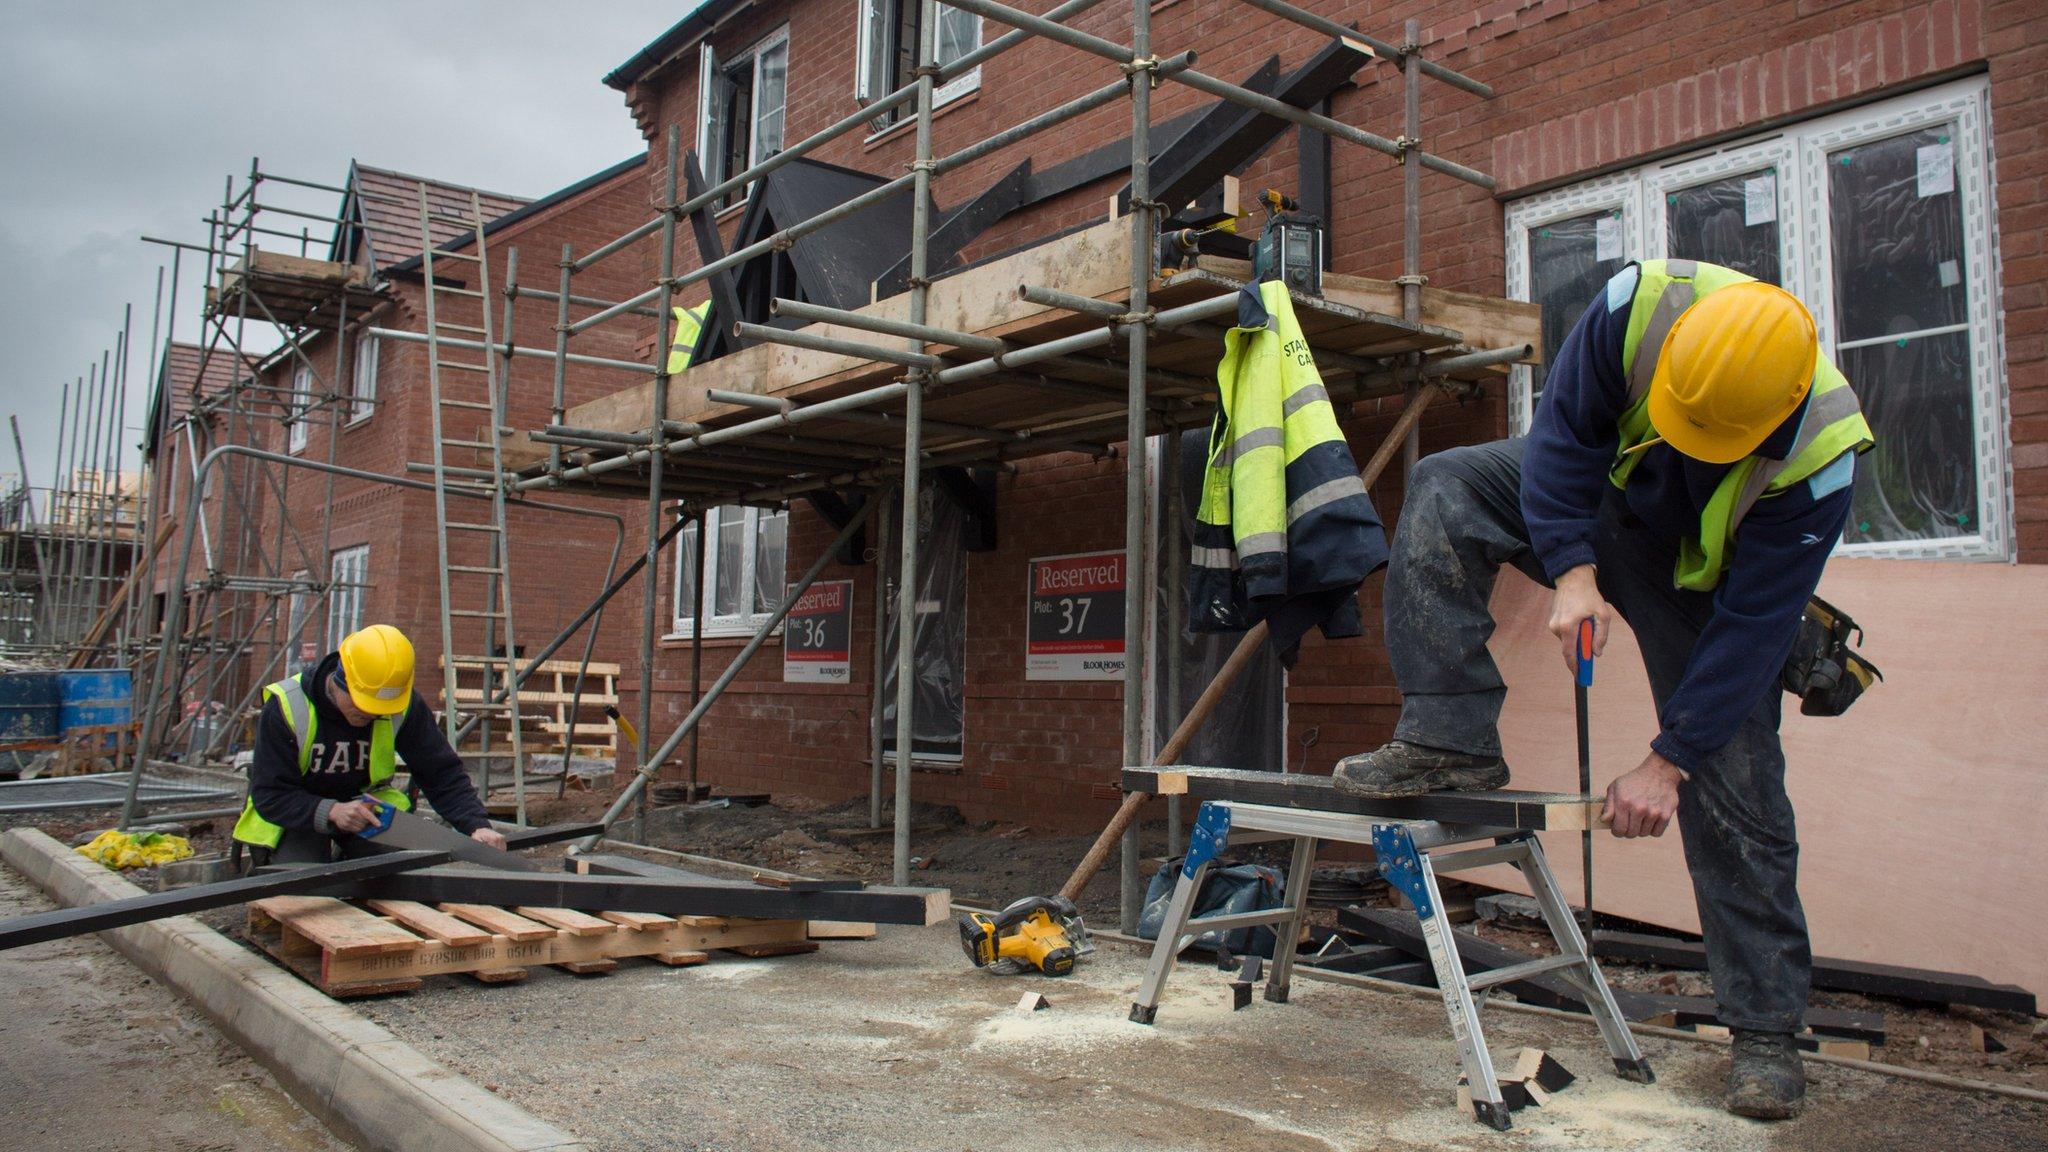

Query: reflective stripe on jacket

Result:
[232,672,411,848]
[1610,259,1874,591]
[1190,280,1382,632]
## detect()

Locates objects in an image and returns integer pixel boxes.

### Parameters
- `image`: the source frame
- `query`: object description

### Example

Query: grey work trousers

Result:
[1384,437,1810,1032]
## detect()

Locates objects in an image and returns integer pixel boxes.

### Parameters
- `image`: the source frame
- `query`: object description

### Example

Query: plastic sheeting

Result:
[1526,211,1627,406]
[1158,428,1286,773]
[1826,126,1978,544]
[882,482,967,759]
[1667,169,1783,285]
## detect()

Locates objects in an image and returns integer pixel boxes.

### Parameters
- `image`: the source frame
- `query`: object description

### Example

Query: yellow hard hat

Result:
[337,624,415,716]
[1648,281,1819,464]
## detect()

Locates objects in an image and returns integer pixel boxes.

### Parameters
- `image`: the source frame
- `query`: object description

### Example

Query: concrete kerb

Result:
[0,827,590,1152]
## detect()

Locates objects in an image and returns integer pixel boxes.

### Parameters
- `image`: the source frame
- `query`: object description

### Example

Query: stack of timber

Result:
[441,656,621,759]
[247,894,843,998]
[498,215,1542,501]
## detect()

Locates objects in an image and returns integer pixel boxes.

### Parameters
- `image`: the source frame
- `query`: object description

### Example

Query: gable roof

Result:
[143,341,262,456]
[382,154,648,276]
[333,163,531,272]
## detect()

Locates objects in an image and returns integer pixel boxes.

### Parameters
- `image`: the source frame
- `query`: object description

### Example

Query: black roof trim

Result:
[604,0,748,91]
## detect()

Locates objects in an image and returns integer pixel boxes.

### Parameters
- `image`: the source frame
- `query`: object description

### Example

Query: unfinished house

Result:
[482,0,2047,999]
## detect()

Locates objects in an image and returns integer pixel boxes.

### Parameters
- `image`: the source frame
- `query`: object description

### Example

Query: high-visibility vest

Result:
[1189,280,1376,628]
[231,672,411,848]
[667,304,709,374]
[1610,258,1874,592]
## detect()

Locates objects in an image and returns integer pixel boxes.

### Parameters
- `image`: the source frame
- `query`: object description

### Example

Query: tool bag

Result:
[1138,860,1285,957]
[1780,595,1882,717]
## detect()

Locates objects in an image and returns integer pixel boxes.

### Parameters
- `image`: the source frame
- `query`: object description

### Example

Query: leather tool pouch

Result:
[1781,595,1882,717]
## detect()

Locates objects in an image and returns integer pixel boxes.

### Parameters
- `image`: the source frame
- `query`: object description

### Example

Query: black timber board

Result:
[1123,765,1598,831]
[0,849,448,952]
[1340,907,1886,1041]
[1592,930,2035,1015]
[500,821,606,850]
[356,864,945,925]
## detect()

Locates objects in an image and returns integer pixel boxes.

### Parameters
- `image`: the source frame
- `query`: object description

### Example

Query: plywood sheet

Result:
[1477,560,2048,1000]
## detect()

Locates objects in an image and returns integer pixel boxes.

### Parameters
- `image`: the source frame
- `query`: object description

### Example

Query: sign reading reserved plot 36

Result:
[783,579,854,683]
[1026,551,1125,681]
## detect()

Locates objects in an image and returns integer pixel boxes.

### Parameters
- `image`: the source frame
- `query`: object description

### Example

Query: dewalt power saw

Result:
[958,895,1087,977]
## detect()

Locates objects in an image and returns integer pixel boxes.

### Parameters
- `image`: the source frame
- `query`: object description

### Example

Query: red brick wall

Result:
[245,161,664,718]
[597,0,2042,829]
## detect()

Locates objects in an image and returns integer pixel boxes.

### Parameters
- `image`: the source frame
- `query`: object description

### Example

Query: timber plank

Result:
[0,849,447,953]
[514,906,620,936]
[362,899,492,947]
[251,896,421,958]
[438,903,556,941]
[1590,930,2035,1014]
[1125,766,1603,831]
[600,910,677,931]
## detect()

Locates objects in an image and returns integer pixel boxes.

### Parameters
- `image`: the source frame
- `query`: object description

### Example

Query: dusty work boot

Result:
[1329,740,1510,797]
[1726,1029,1806,1119]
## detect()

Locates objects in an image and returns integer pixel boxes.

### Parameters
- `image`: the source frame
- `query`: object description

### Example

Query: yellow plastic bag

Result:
[76,829,194,870]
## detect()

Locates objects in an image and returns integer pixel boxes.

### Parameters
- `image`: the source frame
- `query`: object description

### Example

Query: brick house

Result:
[580,0,2047,992]
[241,158,661,753]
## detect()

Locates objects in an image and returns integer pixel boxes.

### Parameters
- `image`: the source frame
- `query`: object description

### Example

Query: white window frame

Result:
[288,363,312,453]
[1503,173,1644,436]
[349,333,377,426]
[856,0,981,134]
[670,505,789,639]
[1502,77,2007,560]
[327,545,368,648]
[696,26,790,205]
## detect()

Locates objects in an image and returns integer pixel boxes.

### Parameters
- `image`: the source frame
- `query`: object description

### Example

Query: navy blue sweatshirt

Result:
[1520,264,1854,773]
[249,651,491,835]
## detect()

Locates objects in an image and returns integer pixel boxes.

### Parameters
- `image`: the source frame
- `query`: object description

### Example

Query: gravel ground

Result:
[355,923,2046,1152]
[0,865,350,1152]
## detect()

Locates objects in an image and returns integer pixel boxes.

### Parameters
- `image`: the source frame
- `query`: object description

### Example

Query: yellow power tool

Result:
[958,895,1084,977]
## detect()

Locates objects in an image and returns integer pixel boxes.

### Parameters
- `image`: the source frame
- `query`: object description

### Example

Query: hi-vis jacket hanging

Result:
[231,672,412,849]
[1189,281,1386,649]
[667,303,710,374]
[1610,259,1874,592]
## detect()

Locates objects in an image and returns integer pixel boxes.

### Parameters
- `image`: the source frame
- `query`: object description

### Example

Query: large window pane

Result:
[752,509,787,614]
[1840,331,1977,544]
[1667,169,1782,284]
[936,6,978,68]
[1829,124,1976,546]
[753,41,787,159]
[1828,127,1968,342]
[675,517,702,624]
[713,507,745,617]
[1527,210,1626,409]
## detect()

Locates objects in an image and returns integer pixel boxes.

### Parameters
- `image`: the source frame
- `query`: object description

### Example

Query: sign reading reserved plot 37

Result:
[783,579,854,683]
[1026,551,1125,681]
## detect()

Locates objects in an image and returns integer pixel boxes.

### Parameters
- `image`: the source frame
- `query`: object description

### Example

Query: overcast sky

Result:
[0,0,683,491]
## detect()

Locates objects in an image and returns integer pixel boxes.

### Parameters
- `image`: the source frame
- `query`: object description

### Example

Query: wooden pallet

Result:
[439,657,621,759]
[246,894,817,998]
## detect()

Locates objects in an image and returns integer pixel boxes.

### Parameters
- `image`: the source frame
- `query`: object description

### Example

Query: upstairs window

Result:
[697,28,789,208]
[288,363,312,453]
[327,545,368,648]
[856,0,981,131]
[349,333,377,425]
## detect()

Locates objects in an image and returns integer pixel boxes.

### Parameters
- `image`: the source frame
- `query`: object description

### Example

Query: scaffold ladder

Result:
[414,185,526,821]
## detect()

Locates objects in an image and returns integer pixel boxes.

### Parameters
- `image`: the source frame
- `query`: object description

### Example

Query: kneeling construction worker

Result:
[233,623,504,863]
[1335,259,1871,1119]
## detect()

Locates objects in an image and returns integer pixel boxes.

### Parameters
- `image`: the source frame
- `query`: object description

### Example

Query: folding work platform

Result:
[1128,788,1652,1131]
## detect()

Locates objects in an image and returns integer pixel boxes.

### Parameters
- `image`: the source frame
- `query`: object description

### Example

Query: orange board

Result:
[1475,558,2048,1000]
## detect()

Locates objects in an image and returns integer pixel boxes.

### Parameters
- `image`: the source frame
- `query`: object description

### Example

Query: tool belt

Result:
[1780,595,1881,717]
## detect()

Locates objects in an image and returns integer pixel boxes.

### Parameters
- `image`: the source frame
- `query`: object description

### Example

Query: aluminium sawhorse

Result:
[1127,799,1653,1130]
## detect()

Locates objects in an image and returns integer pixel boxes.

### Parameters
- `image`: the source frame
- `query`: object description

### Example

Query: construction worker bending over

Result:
[233,623,504,864]
[1334,259,1872,1119]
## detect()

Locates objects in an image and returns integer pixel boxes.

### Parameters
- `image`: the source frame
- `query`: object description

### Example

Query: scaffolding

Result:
[354,0,1531,931]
